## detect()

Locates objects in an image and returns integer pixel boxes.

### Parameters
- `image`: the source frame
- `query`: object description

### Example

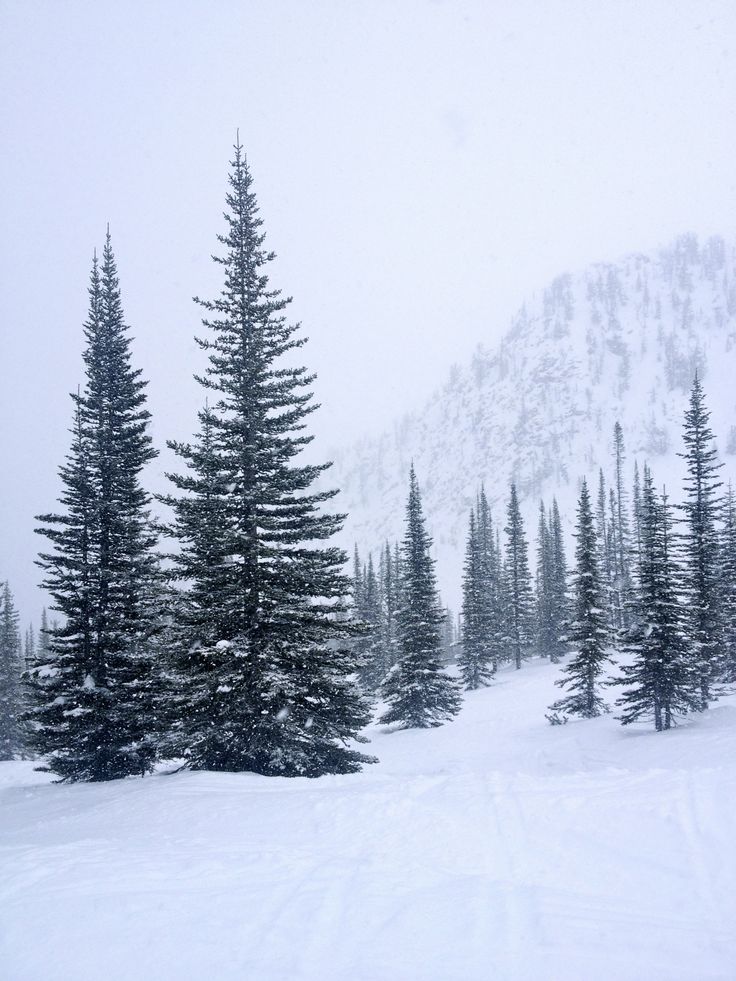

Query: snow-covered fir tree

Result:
[23,623,35,673]
[355,554,384,690]
[720,486,736,684]
[477,487,503,671]
[28,238,161,782]
[536,501,556,660]
[632,460,643,575]
[164,141,373,775]
[547,498,569,663]
[379,541,400,676]
[615,470,698,729]
[0,582,23,760]
[611,421,633,630]
[459,506,494,688]
[677,374,724,710]
[548,478,611,721]
[380,467,461,728]
[595,468,615,640]
[503,483,535,669]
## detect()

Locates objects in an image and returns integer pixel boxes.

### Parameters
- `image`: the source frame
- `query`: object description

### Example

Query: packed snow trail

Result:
[3,659,736,980]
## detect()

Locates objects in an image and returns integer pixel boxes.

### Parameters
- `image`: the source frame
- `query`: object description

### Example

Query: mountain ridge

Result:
[327,232,736,607]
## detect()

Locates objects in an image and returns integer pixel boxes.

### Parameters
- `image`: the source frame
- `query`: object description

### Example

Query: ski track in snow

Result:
[2,659,736,981]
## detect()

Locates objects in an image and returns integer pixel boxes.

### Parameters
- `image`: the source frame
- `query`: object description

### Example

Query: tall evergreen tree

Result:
[379,541,400,677]
[164,141,372,775]
[611,421,633,629]
[0,583,23,760]
[548,479,611,720]
[477,487,502,671]
[356,554,384,690]
[459,506,493,688]
[678,374,724,709]
[536,501,556,659]
[38,608,51,660]
[380,467,461,728]
[28,239,161,782]
[503,483,535,669]
[615,472,698,729]
[23,624,36,673]
[720,486,736,684]
[548,498,569,663]
[632,460,643,577]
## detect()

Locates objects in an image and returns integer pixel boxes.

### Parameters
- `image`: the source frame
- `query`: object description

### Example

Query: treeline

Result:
[353,376,736,733]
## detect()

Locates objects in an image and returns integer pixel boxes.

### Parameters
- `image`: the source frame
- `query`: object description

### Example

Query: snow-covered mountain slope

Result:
[329,233,736,603]
[4,658,736,981]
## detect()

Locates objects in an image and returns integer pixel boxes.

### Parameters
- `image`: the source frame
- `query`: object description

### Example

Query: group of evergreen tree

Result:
[350,467,462,727]
[22,140,374,782]
[456,485,568,690]
[352,544,401,691]
[350,375,735,737]
[548,376,735,732]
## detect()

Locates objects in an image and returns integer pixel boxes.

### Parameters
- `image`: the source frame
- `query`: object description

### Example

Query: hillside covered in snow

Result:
[330,234,736,601]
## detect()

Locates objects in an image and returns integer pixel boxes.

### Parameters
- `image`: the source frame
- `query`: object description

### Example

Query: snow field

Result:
[2,657,736,980]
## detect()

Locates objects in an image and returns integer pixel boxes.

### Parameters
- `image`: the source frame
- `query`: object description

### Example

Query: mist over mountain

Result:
[330,233,736,606]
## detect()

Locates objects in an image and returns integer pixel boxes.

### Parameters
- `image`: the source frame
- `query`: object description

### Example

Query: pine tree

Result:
[632,460,643,576]
[352,545,363,614]
[615,471,698,729]
[0,583,23,759]
[678,374,724,709]
[459,506,493,688]
[356,554,384,690]
[379,541,400,677]
[611,422,633,629]
[536,501,555,659]
[28,237,161,782]
[23,624,36,673]
[548,479,611,720]
[503,483,535,669]
[548,498,569,663]
[380,467,461,728]
[720,486,736,684]
[38,608,51,660]
[477,487,502,671]
[164,140,373,775]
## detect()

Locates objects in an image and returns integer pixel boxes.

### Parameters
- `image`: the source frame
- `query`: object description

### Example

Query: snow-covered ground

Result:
[3,658,736,981]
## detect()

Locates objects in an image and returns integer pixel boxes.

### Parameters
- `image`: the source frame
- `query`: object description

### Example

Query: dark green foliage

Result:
[459,508,494,688]
[355,554,384,690]
[379,541,401,675]
[0,583,23,759]
[611,422,634,630]
[28,239,161,782]
[477,489,504,671]
[721,486,736,684]
[164,141,373,775]
[548,478,611,720]
[677,374,724,709]
[615,470,699,729]
[503,483,535,669]
[536,502,556,660]
[548,498,570,663]
[536,499,569,663]
[380,467,461,728]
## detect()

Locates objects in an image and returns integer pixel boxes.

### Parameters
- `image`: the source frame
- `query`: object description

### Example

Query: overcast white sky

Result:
[1,0,735,622]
